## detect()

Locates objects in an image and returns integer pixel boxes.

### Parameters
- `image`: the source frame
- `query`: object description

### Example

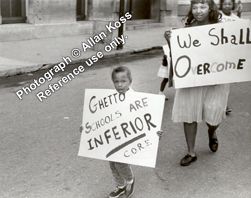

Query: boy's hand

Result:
[156,130,163,140]
[80,125,83,133]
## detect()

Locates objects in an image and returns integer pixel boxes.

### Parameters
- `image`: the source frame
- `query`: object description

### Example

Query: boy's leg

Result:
[109,162,126,187]
[115,163,134,197]
[109,162,126,198]
[114,162,133,183]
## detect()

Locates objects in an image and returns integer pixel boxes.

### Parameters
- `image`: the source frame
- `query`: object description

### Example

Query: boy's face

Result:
[222,0,233,15]
[113,71,131,94]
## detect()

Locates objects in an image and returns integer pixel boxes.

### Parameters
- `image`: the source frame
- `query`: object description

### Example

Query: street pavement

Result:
[0,50,250,198]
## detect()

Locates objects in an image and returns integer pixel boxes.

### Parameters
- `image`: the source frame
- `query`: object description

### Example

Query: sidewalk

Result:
[1,13,250,78]
[0,26,170,78]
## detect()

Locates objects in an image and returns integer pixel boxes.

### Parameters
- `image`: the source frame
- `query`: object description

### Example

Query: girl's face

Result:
[192,3,210,24]
[222,0,233,16]
[112,72,131,93]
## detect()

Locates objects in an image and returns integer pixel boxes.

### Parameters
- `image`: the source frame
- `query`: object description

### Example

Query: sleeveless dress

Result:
[171,21,229,126]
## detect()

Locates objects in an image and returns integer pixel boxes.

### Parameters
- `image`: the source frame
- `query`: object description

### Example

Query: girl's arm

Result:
[164,30,172,48]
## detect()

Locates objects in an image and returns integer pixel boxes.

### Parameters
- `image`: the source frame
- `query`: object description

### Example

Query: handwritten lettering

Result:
[209,28,251,46]
[129,97,148,112]
[177,34,201,48]
[87,113,156,150]
[89,93,125,113]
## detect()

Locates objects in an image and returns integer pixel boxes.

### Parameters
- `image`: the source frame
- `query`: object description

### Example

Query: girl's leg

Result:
[160,78,168,92]
[207,123,218,138]
[180,122,198,166]
[183,122,197,156]
[206,123,219,152]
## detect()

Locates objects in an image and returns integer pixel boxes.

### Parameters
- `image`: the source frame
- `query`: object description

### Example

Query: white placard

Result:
[78,89,165,168]
[170,20,251,88]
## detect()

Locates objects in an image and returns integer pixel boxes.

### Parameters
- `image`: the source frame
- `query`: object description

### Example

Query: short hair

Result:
[219,0,236,10]
[183,0,222,26]
[111,66,132,82]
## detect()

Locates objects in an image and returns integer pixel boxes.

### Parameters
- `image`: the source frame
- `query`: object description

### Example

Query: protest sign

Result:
[169,20,251,88]
[78,89,165,168]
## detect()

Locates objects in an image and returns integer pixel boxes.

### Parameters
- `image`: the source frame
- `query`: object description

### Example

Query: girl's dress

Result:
[171,20,230,126]
[172,84,229,126]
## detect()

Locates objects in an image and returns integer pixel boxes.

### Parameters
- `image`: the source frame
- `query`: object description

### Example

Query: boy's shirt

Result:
[127,87,134,92]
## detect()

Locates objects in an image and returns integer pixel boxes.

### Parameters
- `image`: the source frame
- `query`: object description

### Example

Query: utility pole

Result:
[117,0,125,50]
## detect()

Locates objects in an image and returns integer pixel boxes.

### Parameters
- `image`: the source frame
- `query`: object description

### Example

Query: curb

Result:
[0,46,162,78]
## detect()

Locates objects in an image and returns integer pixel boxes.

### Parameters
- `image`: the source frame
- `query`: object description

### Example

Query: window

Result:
[1,0,26,24]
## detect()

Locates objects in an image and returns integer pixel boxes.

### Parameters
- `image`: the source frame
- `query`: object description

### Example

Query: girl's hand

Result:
[79,125,83,133]
[156,130,163,140]
[164,30,172,43]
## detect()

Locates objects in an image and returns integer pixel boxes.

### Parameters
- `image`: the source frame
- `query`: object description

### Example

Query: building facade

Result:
[178,0,251,16]
[0,0,250,42]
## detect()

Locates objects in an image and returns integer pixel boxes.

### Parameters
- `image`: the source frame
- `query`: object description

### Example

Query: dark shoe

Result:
[180,154,197,166]
[226,106,232,115]
[209,137,218,152]
[125,178,135,198]
[108,186,126,198]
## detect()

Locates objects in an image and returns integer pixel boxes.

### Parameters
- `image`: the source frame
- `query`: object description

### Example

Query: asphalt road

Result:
[0,49,250,198]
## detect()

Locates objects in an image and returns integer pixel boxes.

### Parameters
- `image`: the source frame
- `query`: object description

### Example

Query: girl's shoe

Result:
[209,137,218,152]
[108,186,126,198]
[180,154,197,166]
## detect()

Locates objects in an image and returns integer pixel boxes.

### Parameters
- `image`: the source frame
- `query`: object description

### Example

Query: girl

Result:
[219,0,239,22]
[165,0,229,166]
[219,0,241,114]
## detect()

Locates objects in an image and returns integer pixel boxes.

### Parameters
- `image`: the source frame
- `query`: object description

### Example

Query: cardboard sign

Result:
[170,20,251,88]
[78,89,165,168]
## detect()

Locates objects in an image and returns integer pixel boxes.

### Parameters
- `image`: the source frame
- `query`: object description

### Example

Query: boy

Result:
[108,66,135,198]
[80,65,163,197]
